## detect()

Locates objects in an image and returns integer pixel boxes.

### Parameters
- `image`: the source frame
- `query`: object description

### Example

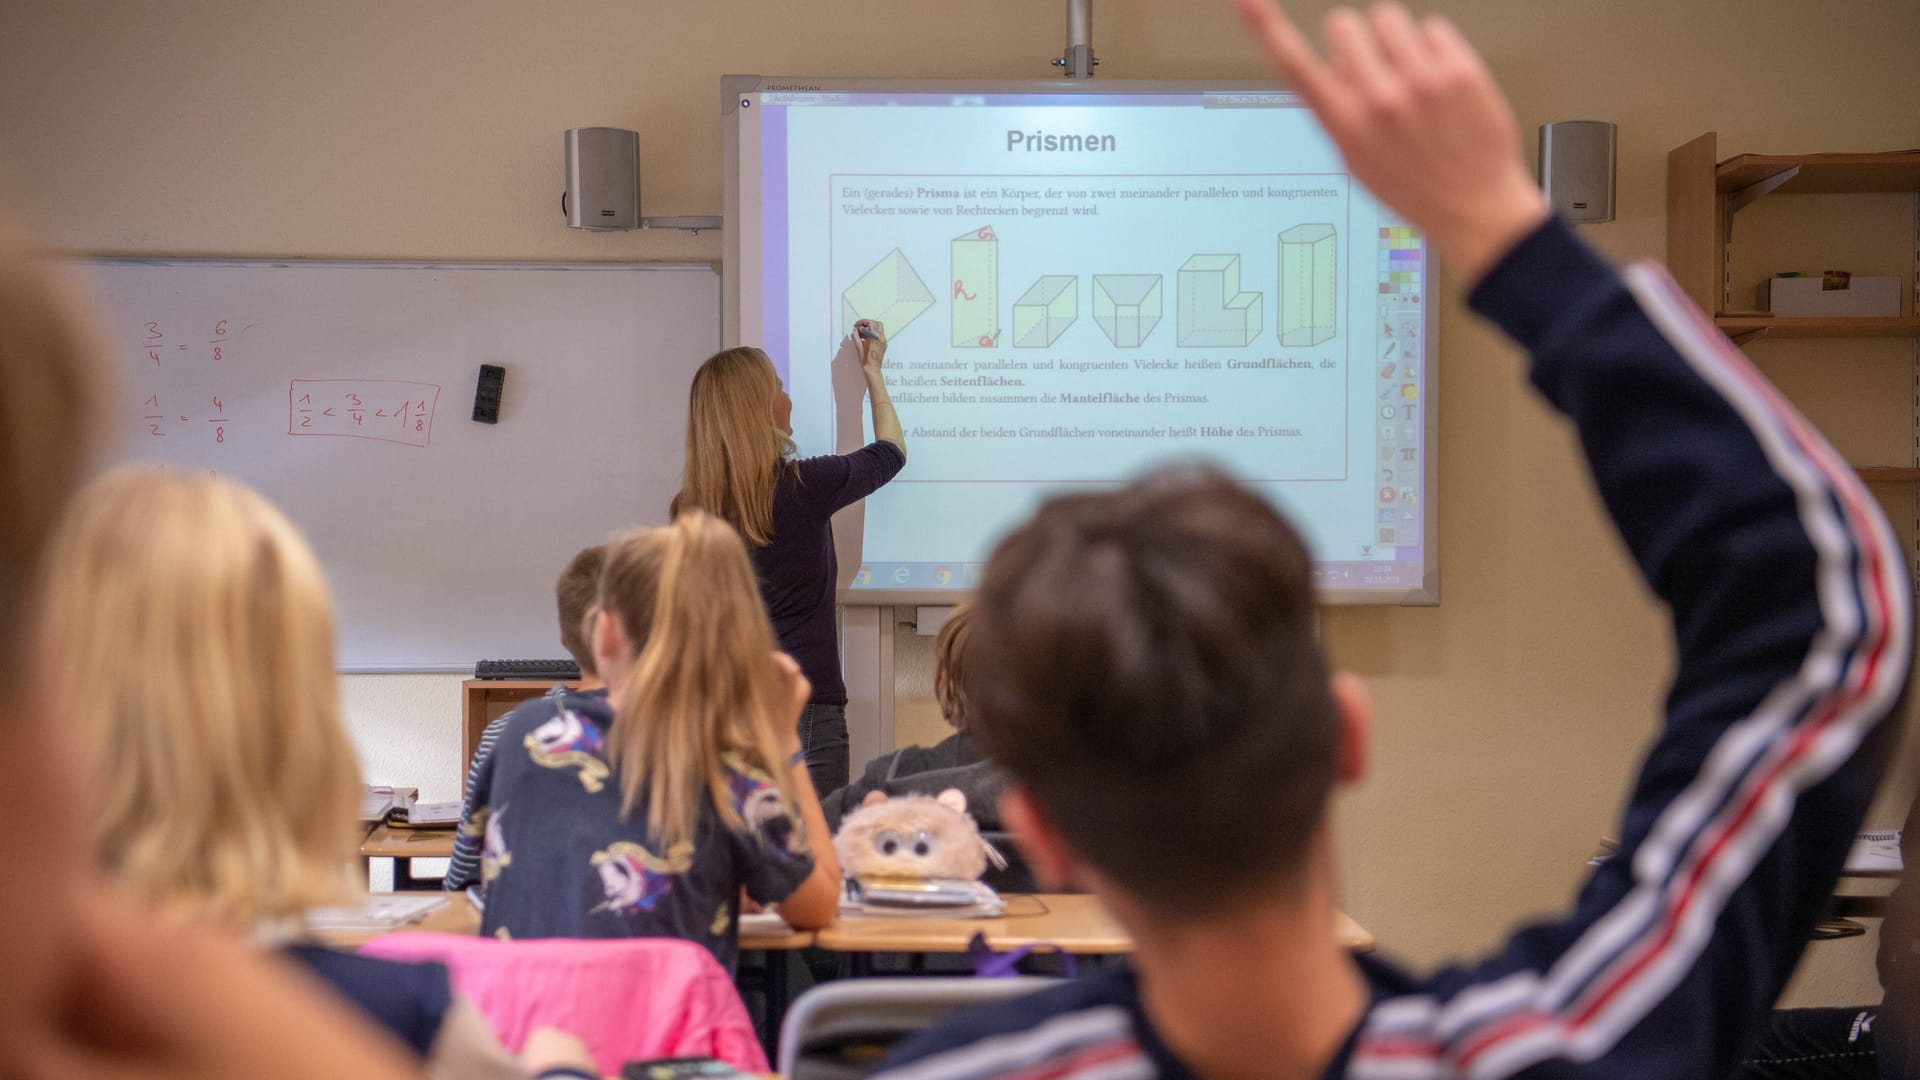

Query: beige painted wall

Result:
[5,0,1919,1006]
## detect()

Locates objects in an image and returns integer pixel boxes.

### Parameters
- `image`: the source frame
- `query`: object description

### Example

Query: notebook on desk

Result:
[1847,831,1903,875]
[387,799,461,828]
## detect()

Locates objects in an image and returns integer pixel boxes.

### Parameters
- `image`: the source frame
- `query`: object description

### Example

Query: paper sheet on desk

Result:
[306,895,447,932]
[738,912,796,936]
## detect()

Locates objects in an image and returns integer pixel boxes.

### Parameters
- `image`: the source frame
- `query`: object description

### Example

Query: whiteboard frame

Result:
[75,256,722,674]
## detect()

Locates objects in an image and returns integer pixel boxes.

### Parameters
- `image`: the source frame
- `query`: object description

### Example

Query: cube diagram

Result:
[1177,254,1263,347]
[1012,275,1077,348]
[951,226,1000,347]
[842,248,934,339]
[1278,223,1337,347]
[1092,274,1163,348]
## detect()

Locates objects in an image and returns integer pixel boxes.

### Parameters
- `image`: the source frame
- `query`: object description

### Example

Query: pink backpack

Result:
[359,932,767,1075]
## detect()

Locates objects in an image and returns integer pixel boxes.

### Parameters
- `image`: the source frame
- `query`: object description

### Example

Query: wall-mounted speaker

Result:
[1539,121,1617,224]
[563,127,640,231]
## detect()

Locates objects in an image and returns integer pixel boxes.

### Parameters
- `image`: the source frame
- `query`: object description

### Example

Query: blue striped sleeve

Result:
[1352,217,1911,1079]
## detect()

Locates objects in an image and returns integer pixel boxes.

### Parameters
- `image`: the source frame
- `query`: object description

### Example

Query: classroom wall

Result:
[6,0,1919,1006]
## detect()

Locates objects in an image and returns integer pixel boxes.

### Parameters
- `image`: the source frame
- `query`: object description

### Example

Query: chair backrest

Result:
[778,976,1060,1080]
[359,932,766,1075]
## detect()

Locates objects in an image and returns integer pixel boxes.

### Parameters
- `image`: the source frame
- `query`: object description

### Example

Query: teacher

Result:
[670,320,904,796]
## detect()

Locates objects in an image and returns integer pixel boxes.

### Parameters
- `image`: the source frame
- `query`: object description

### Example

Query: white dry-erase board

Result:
[77,259,720,671]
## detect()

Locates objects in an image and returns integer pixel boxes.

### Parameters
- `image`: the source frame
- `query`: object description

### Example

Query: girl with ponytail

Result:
[466,510,842,970]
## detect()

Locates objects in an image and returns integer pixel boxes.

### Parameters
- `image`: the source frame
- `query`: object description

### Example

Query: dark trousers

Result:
[1735,1007,1882,1079]
[799,703,849,798]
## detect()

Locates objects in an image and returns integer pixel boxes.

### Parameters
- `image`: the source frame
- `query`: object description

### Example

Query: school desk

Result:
[462,679,581,773]
[359,824,457,891]
[314,892,820,952]
[817,895,1375,958]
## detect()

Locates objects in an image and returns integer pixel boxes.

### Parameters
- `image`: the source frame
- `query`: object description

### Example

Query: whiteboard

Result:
[78,259,720,671]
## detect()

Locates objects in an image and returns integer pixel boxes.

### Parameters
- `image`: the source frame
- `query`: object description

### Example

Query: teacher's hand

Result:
[853,319,888,378]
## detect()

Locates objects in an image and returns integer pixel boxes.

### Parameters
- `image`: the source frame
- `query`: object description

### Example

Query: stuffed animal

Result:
[833,788,1004,882]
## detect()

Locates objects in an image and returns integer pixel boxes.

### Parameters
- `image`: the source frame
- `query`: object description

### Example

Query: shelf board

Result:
[1716,153,1920,195]
[1856,467,1920,483]
[1714,315,1920,340]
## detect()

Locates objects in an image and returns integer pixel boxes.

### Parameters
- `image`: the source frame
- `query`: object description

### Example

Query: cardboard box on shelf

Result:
[1759,276,1902,318]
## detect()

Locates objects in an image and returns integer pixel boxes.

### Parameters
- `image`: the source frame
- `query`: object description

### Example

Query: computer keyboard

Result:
[474,658,581,681]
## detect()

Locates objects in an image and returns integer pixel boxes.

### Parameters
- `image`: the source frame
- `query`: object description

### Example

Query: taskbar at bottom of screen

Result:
[844,558,1423,592]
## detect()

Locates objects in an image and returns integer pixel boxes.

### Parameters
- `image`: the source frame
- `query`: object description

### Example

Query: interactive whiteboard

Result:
[725,77,1438,604]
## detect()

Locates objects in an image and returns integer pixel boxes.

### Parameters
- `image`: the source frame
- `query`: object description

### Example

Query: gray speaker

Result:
[563,127,640,231]
[1538,121,1616,223]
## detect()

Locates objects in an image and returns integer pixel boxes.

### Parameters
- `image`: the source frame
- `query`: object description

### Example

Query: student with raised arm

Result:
[672,322,905,797]
[871,5,1912,1079]
[467,511,842,970]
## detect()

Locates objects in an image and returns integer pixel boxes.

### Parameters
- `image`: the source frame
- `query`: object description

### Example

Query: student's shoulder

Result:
[876,968,1163,1080]
[283,945,452,1055]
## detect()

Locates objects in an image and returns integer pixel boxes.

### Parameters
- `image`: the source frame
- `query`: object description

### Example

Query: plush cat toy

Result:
[833,788,1005,882]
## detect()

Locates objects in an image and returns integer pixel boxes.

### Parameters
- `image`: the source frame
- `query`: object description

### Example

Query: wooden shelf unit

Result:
[1715,316,1920,342]
[1669,132,1920,582]
[1716,154,1920,197]
[1856,467,1920,484]
[1669,133,1920,316]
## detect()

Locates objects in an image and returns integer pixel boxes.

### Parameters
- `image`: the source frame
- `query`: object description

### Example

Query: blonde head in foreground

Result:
[44,467,361,927]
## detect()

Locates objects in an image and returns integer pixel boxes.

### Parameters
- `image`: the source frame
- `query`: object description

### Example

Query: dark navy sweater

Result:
[873,216,1913,1080]
[753,441,905,706]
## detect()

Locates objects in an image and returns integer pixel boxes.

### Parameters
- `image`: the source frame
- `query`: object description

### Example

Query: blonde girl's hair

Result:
[43,468,361,927]
[669,346,795,546]
[601,510,795,850]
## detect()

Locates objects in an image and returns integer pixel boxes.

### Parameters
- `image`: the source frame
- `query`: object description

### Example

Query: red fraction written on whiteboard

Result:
[288,379,441,448]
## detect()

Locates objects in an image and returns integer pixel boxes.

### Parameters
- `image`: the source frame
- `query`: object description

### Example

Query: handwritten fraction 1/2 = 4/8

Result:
[289,379,442,448]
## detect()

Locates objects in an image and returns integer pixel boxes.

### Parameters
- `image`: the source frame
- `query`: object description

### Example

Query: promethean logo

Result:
[765,83,822,91]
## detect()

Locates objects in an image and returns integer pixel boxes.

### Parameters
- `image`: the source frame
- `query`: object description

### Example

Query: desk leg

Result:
[766,952,791,1059]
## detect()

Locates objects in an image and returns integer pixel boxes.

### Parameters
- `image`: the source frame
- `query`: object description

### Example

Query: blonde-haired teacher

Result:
[671,319,904,795]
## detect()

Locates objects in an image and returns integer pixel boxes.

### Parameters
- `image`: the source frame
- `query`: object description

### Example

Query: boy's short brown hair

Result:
[556,545,608,675]
[933,603,977,732]
[963,466,1337,915]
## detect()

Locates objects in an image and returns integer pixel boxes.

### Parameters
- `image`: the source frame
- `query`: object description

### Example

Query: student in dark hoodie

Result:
[823,604,1008,832]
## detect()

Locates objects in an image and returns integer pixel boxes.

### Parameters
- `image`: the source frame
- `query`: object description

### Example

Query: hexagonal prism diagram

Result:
[1092,274,1163,348]
[1012,275,1077,348]
[842,248,934,339]
[1177,254,1263,347]
[1278,223,1338,347]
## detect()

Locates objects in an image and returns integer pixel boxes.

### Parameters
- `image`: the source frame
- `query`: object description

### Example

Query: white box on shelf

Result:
[1759,276,1902,317]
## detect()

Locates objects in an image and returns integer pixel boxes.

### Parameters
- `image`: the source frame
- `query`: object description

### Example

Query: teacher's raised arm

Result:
[671,337,907,795]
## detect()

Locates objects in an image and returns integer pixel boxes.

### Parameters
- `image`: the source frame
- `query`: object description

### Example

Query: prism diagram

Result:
[1177,255,1263,347]
[951,225,1000,347]
[1012,275,1077,348]
[1092,275,1163,348]
[1278,223,1337,347]
[842,248,934,339]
